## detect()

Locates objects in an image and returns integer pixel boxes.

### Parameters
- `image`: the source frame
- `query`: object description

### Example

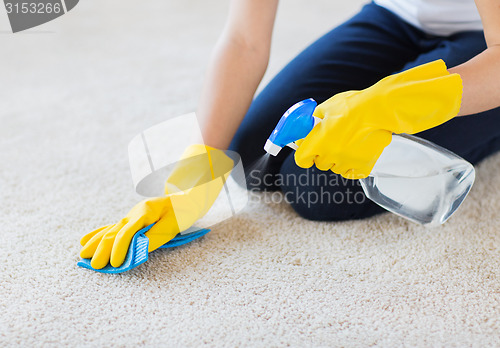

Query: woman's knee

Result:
[283,182,385,221]
[279,154,385,221]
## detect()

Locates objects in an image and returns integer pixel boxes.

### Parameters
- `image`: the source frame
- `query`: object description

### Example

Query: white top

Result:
[374,0,483,36]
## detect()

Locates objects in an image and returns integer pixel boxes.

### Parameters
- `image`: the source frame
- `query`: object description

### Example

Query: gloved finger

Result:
[342,169,368,180]
[294,140,317,169]
[295,122,325,168]
[312,108,325,120]
[79,226,112,259]
[90,233,116,269]
[294,152,315,168]
[360,130,392,171]
[80,224,113,246]
[331,163,352,178]
[344,168,370,180]
[110,218,149,268]
[144,213,181,252]
[391,59,449,83]
[314,156,335,171]
[79,220,126,259]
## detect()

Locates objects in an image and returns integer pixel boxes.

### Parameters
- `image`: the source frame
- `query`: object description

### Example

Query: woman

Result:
[81,0,500,269]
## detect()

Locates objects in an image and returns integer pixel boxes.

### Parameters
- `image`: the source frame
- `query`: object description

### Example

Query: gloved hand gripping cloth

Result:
[79,144,234,271]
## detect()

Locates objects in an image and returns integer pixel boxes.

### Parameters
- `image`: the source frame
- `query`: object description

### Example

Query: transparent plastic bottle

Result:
[361,134,475,226]
[264,99,476,226]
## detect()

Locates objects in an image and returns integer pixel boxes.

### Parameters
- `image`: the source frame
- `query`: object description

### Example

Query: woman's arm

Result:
[197,0,279,149]
[449,0,500,116]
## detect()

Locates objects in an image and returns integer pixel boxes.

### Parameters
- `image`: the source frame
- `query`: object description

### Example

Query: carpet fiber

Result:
[1,1,499,346]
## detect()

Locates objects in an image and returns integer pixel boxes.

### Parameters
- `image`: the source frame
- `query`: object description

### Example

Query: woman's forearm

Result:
[449,45,500,116]
[197,35,270,149]
[196,0,279,150]
[450,0,500,116]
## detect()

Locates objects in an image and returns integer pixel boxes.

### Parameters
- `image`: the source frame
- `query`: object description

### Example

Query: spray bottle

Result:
[264,99,475,226]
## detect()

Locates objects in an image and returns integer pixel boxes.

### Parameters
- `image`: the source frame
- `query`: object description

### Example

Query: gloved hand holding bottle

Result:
[79,144,234,269]
[294,60,463,179]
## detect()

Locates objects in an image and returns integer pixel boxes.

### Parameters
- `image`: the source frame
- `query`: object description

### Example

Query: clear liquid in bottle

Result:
[360,134,475,226]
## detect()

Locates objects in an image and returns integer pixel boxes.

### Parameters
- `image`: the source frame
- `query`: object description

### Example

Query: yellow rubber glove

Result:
[295,60,463,179]
[79,145,233,269]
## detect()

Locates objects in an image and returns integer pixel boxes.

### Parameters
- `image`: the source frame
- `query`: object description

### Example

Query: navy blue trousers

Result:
[229,2,500,221]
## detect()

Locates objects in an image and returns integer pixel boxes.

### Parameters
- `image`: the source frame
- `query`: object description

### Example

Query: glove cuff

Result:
[367,59,463,134]
[164,144,234,195]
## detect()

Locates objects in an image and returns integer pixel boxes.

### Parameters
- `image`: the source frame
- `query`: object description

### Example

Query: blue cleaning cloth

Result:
[77,224,210,274]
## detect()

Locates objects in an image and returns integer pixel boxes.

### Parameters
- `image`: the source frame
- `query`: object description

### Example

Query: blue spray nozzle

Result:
[264,98,318,156]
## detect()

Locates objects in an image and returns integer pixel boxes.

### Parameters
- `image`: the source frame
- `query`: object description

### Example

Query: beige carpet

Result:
[1,1,499,346]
